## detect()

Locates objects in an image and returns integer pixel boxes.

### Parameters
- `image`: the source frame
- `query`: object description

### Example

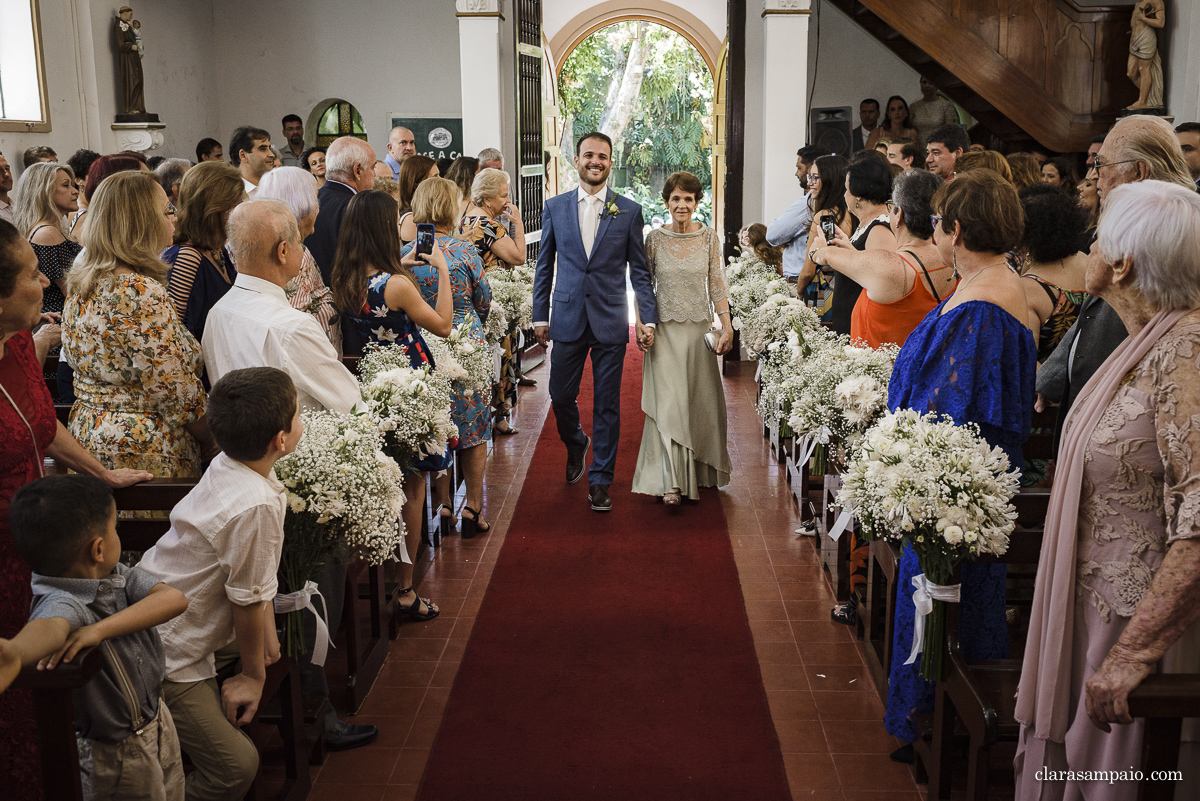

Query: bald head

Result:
[1097,115,1194,201]
[227,200,302,282]
[387,126,416,163]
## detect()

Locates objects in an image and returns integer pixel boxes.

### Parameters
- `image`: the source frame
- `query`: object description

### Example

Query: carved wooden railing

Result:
[833,0,1138,152]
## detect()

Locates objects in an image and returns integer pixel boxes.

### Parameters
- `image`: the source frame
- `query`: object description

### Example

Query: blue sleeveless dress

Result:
[348,272,452,473]
[883,298,1036,742]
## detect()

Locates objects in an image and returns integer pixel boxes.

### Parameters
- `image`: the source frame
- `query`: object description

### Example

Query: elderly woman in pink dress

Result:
[1015,180,1200,800]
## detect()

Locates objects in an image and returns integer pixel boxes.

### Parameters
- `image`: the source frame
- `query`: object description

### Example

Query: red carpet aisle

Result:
[416,339,792,800]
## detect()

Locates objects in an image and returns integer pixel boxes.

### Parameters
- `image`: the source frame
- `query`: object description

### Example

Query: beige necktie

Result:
[580,194,600,257]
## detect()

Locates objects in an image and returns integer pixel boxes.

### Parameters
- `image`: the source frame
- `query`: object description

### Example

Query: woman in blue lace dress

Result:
[884,170,1037,760]
[332,190,454,621]
[403,178,494,539]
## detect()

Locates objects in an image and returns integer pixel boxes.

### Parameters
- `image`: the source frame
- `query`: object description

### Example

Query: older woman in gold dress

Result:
[1015,180,1200,800]
[632,172,732,505]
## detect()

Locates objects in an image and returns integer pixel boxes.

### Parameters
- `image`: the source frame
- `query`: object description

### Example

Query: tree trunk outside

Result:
[599,21,649,146]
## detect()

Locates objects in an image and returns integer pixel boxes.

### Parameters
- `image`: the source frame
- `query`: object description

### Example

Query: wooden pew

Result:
[1127,674,1200,801]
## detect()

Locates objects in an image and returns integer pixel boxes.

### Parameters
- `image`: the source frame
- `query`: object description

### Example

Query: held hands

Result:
[534,325,550,347]
[635,322,655,352]
[221,672,265,727]
[1084,645,1154,732]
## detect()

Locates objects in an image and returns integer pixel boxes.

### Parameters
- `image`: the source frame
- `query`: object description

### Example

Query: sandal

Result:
[662,490,682,506]
[493,420,520,436]
[397,587,439,622]
[830,602,857,626]
[434,503,455,539]
[460,505,491,540]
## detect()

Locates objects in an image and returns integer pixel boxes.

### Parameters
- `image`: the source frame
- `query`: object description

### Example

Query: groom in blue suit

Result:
[533,132,658,512]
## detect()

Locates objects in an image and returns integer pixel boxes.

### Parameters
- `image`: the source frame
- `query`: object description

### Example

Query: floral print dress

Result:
[62,273,206,478]
[459,215,519,417]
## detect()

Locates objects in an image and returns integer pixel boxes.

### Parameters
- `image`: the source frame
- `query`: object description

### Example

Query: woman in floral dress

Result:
[458,167,527,435]
[405,178,494,538]
[332,189,454,620]
[62,172,215,477]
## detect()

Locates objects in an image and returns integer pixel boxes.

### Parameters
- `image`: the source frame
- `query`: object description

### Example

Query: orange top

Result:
[850,252,956,348]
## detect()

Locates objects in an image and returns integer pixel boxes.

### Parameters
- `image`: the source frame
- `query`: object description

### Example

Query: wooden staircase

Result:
[826,0,1138,153]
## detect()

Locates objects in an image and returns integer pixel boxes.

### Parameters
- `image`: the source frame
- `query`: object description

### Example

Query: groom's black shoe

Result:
[566,435,591,484]
[589,484,612,512]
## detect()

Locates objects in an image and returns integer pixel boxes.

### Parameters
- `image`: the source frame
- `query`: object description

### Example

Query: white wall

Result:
[1166,0,1200,123]
[209,0,463,161]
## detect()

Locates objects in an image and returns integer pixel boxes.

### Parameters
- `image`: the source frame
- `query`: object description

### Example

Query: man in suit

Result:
[305,136,375,286]
[533,132,658,512]
[851,98,880,153]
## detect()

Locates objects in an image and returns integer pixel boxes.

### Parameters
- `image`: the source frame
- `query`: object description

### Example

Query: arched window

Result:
[314,100,367,147]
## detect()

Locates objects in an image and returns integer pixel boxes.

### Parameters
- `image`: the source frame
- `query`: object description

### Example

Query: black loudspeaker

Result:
[809,106,854,157]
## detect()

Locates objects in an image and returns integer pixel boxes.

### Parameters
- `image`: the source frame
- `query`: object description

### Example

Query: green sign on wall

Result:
[387,115,465,161]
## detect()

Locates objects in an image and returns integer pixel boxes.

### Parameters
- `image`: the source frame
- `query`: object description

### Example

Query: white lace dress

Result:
[1015,318,1200,801]
[631,226,733,498]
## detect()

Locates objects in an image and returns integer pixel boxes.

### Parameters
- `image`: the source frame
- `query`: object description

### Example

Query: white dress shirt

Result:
[139,453,287,683]
[202,273,362,414]
[243,177,258,199]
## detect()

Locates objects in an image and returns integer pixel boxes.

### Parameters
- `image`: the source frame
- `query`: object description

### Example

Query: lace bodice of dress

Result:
[645,226,728,324]
[1074,317,1200,622]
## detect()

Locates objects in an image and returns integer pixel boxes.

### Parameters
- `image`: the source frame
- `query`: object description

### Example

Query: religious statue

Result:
[114,6,150,118]
[1126,0,1165,111]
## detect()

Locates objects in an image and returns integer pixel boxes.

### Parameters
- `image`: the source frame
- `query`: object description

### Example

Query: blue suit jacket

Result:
[533,188,657,345]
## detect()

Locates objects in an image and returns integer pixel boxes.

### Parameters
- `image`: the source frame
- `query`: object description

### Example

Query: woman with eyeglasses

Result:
[162,161,245,344]
[796,155,852,319]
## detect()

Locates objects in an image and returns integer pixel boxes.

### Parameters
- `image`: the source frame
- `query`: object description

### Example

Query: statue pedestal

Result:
[111,121,166,153]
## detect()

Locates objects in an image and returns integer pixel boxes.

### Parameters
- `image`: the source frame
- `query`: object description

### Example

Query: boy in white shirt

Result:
[139,367,301,801]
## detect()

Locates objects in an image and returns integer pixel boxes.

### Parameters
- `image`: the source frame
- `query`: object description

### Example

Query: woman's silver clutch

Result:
[704,330,720,353]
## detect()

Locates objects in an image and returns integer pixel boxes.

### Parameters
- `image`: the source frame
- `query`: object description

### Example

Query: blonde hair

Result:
[12,162,75,239]
[470,167,509,206]
[955,150,1014,184]
[412,177,462,230]
[372,175,400,199]
[68,171,169,300]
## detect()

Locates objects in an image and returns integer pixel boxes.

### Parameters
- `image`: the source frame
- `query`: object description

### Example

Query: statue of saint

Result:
[1126,0,1165,111]
[114,6,146,116]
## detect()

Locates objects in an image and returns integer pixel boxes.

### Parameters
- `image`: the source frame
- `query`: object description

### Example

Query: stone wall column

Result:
[761,0,811,221]
[456,0,505,156]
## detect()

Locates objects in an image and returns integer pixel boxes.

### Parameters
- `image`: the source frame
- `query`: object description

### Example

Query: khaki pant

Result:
[77,700,185,801]
[162,647,258,801]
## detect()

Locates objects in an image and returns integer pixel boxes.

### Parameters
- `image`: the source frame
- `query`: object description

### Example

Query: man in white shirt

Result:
[202,200,378,752]
[230,125,275,199]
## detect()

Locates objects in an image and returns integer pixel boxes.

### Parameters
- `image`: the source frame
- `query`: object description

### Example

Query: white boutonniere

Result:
[600,199,624,220]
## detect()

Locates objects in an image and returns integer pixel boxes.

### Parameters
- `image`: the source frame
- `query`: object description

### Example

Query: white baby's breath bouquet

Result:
[835,409,1019,680]
[426,323,493,391]
[358,344,456,471]
[481,303,510,345]
[275,410,406,656]
[487,274,533,336]
[785,340,900,455]
[740,292,820,361]
[726,251,793,333]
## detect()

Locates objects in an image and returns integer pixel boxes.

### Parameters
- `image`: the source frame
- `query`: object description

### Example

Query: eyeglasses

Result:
[806,175,820,184]
[1093,157,1138,173]
[166,203,177,217]
[885,200,897,213]
[930,213,943,229]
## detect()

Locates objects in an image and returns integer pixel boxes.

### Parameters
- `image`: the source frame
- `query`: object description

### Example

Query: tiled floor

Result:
[307,359,923,800]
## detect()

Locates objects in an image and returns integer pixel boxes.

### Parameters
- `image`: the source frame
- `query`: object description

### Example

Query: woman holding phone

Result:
[332,189,454,621]
[796,155,853,320]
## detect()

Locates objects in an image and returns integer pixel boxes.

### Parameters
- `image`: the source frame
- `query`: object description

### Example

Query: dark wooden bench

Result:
[1127,673,1200,801]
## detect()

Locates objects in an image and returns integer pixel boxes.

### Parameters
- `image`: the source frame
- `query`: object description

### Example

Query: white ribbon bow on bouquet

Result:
[904,573,961,666]
[273,581,335,666]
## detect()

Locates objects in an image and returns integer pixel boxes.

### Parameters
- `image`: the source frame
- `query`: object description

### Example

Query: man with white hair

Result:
[305,135,375,285]
[203,200,379,753]
[383,125,416,180]
[1038,115,1195,441]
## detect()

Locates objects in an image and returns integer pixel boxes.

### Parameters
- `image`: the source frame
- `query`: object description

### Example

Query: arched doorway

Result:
[553,20,716,227]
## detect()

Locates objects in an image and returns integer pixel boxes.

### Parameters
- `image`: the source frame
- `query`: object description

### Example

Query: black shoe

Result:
[324,719,379,751]
[517,376,537,387]
[566,435,591,484]
[588,484,612,512]
[889,743,914,764]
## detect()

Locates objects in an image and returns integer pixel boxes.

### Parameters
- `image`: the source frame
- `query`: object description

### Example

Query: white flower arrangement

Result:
[481,302,510,345]
[835,409,1020,680]
[274,410,407,655]
[725,250,794,333]
[425,323,493,392]
[487,274,533,336]
[783,340,900,453]
[358,344,456,471]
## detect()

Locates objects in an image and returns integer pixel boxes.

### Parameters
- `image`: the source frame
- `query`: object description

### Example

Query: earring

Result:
[952,246,959,280]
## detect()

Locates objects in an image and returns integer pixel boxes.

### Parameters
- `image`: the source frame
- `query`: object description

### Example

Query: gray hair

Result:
[890,169,943,240]
[227,199,301,269]
[325,137,376,180]
[155,158,191,195]
[470,167,510,206]
[12,162,74,239]
[476,148,503,166]
[255,166,319,222]
[1107,115,1195,189]
[1097,180,1200,311]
